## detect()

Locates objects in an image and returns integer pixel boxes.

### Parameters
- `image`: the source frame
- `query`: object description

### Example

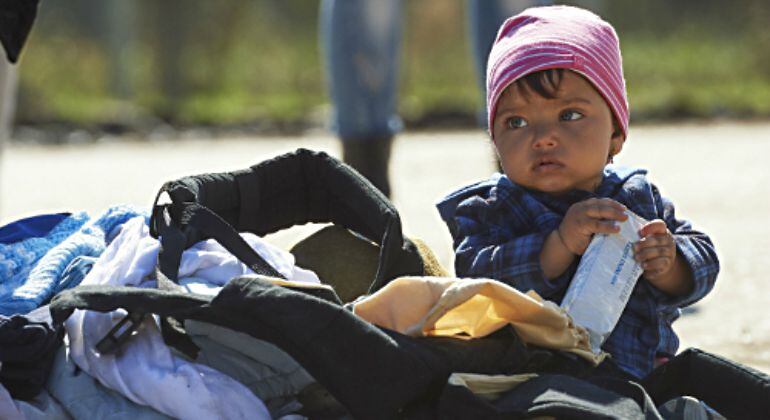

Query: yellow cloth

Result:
[353,277,603,364]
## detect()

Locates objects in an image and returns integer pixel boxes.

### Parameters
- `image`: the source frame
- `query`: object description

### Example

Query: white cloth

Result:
[65,217,318,419]
[0,384,71,420]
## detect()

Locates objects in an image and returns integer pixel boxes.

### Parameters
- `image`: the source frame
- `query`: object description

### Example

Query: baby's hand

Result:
[634,219,676,281]
[558,198,628,255]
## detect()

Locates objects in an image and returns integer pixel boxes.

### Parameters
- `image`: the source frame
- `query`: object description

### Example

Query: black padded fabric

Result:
[50,277,537,420]
[437,374,661,420]
[642,348,770,419]
[50,277,671,419]
[149,148,424,293]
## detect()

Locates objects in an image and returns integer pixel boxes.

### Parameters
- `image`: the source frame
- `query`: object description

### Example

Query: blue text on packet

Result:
[609,242,633,285]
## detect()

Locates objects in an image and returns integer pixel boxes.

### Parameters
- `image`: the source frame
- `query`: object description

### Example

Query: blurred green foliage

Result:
[14,0,770,129]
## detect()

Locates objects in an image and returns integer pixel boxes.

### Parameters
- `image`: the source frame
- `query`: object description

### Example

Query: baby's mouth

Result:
[535,157,563,171]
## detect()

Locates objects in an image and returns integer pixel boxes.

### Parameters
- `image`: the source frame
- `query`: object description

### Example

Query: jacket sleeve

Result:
[450,197,572,300]
[647,185,720,309]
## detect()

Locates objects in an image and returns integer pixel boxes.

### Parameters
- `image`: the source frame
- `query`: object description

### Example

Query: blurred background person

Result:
[320,0,552,197]
[0,0,39,213]
[0,61,17,162]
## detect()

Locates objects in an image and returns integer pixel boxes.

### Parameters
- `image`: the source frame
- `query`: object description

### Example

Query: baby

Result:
[437,5,719,378]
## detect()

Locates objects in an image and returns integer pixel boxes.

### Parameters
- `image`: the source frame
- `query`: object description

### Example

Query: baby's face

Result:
[492,70,624,195]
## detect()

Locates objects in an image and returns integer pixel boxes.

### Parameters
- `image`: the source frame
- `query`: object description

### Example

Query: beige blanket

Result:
[353,276,604,364]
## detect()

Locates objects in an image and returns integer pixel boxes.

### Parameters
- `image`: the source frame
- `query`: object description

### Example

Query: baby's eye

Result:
[506,116,528,129]
[560,110,584,121]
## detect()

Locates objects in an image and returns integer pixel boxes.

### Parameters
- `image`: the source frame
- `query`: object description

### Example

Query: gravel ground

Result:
[2,121,768,374]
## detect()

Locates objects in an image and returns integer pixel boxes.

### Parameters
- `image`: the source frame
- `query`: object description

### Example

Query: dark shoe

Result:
[341,137,392,197]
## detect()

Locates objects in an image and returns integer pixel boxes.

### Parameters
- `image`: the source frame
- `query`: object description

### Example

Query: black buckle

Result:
[95,312,145,354]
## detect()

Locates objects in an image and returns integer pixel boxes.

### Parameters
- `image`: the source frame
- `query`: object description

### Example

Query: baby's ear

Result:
[610,126,625,157]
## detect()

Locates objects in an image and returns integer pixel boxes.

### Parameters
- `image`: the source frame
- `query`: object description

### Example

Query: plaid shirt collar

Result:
[438,165,647,221]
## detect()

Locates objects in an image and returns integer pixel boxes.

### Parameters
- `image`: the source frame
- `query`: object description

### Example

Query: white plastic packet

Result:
[560,210,647,353]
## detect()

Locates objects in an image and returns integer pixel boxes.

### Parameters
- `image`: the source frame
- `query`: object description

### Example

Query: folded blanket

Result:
[1,213,89,292]
[0,205,146,315]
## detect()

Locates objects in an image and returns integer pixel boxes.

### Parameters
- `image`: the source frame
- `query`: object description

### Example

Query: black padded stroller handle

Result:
[149,148,423,293]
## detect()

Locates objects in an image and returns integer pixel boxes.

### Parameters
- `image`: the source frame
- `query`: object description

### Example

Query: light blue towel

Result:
[0,205,148,315]
[0,213,89,289]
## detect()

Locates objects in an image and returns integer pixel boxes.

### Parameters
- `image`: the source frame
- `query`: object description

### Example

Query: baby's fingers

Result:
[634,234,675,262]
[639,219,668,237]
[634,243,674,263]
[583,198,628,221]
[587,218,624,235]
[639,256,673,279]
[635,233,673,250]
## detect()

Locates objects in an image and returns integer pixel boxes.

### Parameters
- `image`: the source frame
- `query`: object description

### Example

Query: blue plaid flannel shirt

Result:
[437,166,719,378]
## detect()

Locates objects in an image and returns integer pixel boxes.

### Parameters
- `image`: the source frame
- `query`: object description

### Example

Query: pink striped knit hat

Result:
[487,6,629,139]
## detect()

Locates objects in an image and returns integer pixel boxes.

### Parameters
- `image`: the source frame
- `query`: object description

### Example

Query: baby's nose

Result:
[532,125,558,148]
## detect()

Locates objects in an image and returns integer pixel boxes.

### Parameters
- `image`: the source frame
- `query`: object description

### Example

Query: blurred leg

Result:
[154,0,190,120]
[467,0,552,129]
[102,0,135,101]
[0,60,16,142]
[319,0,402,197]
[0,61,16,219]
